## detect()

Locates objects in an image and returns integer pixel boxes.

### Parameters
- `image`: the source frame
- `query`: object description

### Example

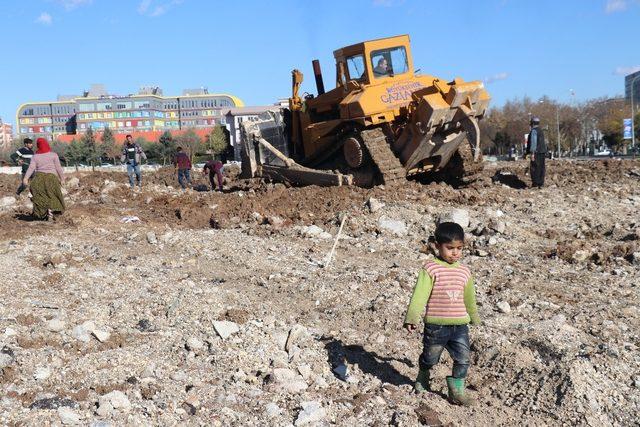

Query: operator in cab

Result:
[373,58,390,77]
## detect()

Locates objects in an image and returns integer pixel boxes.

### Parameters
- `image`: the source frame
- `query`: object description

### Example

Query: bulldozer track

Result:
[360,128,406,186]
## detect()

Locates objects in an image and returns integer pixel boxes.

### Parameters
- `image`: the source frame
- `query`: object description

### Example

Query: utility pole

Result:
[556,106,561,159]
[632,75,639,158]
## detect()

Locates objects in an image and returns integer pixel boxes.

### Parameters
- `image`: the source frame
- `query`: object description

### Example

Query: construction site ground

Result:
[0,159,639,426]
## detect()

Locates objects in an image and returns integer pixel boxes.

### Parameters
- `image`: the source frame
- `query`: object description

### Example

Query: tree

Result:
[176,128,203,161]
[158,130,176,165]
[100,127,118,164]
[81,127,100,169]
[207,126,229,160]
[65,138,87,168]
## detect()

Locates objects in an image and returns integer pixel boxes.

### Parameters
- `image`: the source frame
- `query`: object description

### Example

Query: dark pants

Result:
[178,169,191,189]
[419,324,470,378]
[208,172,223,191]
[530,153,546,187]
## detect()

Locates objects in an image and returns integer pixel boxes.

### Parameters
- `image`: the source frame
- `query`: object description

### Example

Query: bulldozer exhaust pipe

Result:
[312,59,325,95]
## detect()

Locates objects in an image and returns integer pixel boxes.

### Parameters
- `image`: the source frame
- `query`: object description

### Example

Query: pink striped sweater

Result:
[404,258,480,326]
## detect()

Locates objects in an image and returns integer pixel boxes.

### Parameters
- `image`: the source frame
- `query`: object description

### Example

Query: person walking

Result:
[120,134,147,189]
[203,159,224,192]
[11,138,34,194]
[173,146,192,190]
[525,116,547,188]
[22,138,65,221]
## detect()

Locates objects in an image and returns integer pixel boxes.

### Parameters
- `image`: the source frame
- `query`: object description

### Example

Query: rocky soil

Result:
[0,159,639,426]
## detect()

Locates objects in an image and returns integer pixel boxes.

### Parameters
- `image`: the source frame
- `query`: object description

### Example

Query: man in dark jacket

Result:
[11,138,34,195]
[526,117,547,188]
[120,135,147,189]
[173,146,192,190]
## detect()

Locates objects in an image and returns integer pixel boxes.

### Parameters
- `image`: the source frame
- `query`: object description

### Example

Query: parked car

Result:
[594,149,611,157]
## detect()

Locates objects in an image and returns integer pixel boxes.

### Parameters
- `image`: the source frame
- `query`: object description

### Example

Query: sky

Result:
[1,0,639,126]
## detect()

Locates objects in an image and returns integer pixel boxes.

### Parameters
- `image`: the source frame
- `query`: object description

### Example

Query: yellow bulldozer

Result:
[241,34,490,187]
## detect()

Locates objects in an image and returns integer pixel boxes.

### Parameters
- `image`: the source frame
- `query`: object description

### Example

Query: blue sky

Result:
[1,0,639,125]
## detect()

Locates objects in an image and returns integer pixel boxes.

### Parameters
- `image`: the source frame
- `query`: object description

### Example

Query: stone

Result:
[267,216,285,228]
[71,322,93,343]
[265,402,282,418]
[300,225,331,239]
[497,301,511,314]
[34,366,52,381]
[66,177,80,189]
[366,197,385,213]
[212,320,240,340]
[295,401,327,426]
[489,219,506,234]
[631,252,640,266]
[0,196,17,208]
[439,209,470,228]
[285,324,308,352]
[92,329,111,343]
[572,250,590,263]
[146,232,157,245]
[271,368,308,393]
[97,391,131,417]
[29,397,77,410]
[475,249,489,257]
[58,406,81,425]
[377,216,408,236]
[47,318,66,332]
[186,337,205,352]
[4,327,17,337]
[332,362,350,381]
[0,352,14,369]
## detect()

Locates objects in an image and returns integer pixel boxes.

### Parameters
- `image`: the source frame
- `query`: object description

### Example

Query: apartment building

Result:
[16,85,244,141]
[0,119,13,151]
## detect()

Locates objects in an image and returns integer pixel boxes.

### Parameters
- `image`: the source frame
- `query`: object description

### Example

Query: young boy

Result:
[403,222,480,406]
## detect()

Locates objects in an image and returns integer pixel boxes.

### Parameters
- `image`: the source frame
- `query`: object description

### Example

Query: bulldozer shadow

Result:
[322,338,414,387]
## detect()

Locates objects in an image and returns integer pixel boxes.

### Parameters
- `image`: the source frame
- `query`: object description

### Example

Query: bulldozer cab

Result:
[334,35,414,87]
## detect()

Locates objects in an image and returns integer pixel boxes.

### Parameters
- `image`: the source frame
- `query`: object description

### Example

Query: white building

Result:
[0,119,13,151]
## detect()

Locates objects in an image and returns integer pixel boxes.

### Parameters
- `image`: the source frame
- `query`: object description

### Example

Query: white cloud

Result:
[58,0,93,11]
[484,72,509,84]
[605,0,627,13]
[372,0,405,6]
[35,12,53,25]
[138,0,183,17]
[614,66,640,76]
[138,0,152,14]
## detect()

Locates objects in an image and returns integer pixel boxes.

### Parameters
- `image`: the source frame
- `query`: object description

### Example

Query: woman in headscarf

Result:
[23,138,65,220]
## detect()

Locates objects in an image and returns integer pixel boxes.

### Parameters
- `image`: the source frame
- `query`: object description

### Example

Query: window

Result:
[117,103,127,110]
[346,54,366,80]
[370,46,409,78]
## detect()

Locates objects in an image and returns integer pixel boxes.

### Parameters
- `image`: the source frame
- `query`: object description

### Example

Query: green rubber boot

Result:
[446,376,474,406]
[414,368,431,393]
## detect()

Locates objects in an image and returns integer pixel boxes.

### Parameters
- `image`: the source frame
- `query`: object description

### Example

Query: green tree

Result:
[81,127,100,169]
[65,138,87,169]
[207,126,229,159]
[176,128,203,161]
[100,127,117,164]
[158,130,176,165]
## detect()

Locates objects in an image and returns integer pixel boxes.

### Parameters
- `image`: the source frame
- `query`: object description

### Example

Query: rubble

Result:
[0,160,638,425]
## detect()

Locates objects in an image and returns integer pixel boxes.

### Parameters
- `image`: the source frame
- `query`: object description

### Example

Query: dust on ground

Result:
[0,159,639,425]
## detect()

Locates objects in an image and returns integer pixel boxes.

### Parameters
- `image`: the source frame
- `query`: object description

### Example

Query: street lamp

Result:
[538,99,561,158]
[631,75,640,155]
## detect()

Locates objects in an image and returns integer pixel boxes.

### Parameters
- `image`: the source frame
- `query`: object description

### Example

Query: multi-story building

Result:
[0,119,13,151]
[626,70,640,111]
[16,84,244,141]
